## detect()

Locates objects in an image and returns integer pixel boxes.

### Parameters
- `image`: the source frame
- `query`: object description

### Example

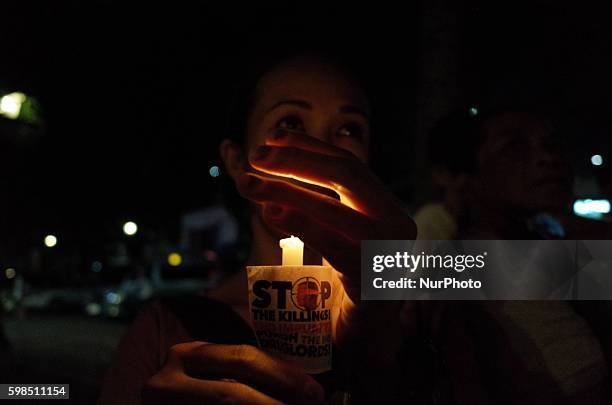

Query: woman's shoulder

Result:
[206,270,249,306]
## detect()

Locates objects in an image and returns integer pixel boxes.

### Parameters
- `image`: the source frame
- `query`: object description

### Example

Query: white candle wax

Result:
[279,235,304,266]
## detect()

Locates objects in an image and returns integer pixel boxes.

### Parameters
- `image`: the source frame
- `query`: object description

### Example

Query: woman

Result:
[98,53,428,404]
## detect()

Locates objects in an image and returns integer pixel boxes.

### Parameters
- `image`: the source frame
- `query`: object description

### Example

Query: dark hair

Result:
[428,104,552,174]
[224,49,369,146]
[428,108,484,174]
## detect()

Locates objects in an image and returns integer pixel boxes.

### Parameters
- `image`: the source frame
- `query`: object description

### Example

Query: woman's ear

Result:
[219,139,245,181]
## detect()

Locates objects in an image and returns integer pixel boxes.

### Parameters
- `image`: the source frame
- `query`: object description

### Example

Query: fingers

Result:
[184,379,285,405]
[265,129,357,160]
[249,144,391,216]
[176,343,324,405]
[145,373,285,405]
[246,130,416,238]
[236,172,379,242]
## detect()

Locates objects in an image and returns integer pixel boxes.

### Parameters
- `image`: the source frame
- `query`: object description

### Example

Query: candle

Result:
[279,235,304,266]
[246,235,333,374]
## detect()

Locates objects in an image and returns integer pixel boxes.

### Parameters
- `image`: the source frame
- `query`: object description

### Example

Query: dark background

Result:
[0,1,611,402]
[1,1,610,259]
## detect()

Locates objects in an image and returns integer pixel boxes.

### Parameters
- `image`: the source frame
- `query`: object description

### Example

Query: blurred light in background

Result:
[0,92,26,119]
[105,292,122,305]
[469,106,479,117]
[44,234,58,248]
[591,154,603,166]
[5,268,16,279]
[85,302,101,316]
[573,198,611,219]
[209,165,220,177]
[91,261,103,273]
[123,221,138,236]
[167,252,182,267]
[203,249,218,262]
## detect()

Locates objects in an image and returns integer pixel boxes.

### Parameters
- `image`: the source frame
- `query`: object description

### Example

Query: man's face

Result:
[474,112,573,214]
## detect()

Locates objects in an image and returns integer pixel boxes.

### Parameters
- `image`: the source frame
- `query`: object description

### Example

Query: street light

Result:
[123,221,138,236]
[44,234,58,248]
[591,154,603,166]
[209,165,220,178]
[5,268,16,279]
[0,92,26,119]
[168,252,182,267]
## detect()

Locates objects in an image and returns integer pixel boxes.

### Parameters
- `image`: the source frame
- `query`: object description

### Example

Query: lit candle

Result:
[247,234,333,374]
[279,236,304,266]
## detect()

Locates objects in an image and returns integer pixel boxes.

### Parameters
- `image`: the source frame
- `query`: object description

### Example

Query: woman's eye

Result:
[337,123,364,141]
[275,115,305,132]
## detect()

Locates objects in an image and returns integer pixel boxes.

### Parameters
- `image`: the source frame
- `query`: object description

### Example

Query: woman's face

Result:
[220,57,372,243]
[243,58,371,162]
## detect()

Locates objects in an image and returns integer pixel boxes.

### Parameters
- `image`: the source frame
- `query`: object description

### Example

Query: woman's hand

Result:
[235,129,417,375]
[143,341,324,405]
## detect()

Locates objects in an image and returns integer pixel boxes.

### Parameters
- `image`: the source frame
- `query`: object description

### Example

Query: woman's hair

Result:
[224,47,369,146]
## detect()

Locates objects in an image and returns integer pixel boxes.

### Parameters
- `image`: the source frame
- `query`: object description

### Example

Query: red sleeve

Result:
[97,301,191,405]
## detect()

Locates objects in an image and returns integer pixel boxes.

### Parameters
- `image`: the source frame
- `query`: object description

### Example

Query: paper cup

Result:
[246,265,333,374]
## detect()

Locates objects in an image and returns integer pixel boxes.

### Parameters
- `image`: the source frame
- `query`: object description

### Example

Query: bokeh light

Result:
[591,154,603,166]
[91,261,103,273]
[0,92,26,119]
[209,165,220,177]
[573,199,611,219]
[123,221,138,236]
[44,234,58,248]
[168,252,182,267]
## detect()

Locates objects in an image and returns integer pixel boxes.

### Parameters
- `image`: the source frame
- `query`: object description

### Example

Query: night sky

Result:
[1,1,610,261]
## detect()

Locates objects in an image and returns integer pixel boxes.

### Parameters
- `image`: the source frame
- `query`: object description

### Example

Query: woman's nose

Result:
[305,128,334,145]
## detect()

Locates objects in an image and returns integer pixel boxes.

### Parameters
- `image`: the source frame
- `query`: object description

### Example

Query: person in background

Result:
[594,149,612,223]
[413,112,478,240]
[600,162,612,203]
[420,107,574,239]
[426,106,611,403]
[420,106,612,239]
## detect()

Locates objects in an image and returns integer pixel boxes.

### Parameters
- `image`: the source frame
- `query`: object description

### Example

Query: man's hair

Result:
[428,104,551,175]
[428,108,484,175]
